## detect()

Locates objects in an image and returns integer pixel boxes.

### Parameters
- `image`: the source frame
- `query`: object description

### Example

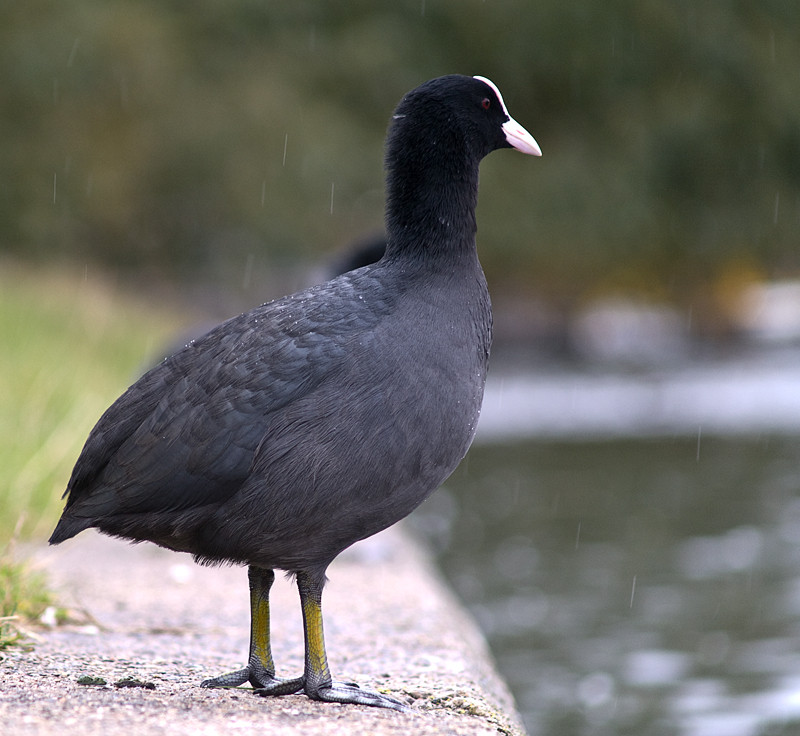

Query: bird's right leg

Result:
[201,565,303,691]
[254,569,409,710]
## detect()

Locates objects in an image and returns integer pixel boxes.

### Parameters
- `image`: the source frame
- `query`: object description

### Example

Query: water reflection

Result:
[410,437,800,736]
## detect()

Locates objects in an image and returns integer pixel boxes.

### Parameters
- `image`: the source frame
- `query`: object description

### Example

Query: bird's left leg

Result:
[201,565,303,691]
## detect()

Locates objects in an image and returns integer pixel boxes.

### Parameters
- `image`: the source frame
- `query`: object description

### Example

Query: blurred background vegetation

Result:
[3,0,800,331]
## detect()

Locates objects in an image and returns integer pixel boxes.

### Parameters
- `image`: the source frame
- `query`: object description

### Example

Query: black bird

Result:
[49,74,541,710]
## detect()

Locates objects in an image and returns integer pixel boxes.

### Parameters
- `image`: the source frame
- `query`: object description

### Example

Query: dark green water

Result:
[411,436,800,736]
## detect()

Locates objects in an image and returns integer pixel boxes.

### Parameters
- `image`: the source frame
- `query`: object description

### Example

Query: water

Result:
[410,361,800,735]
[478,349,800,439]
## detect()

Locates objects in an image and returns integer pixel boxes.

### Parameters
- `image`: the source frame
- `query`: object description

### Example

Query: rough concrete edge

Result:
[7,525,527,736]
[389,525,527,735]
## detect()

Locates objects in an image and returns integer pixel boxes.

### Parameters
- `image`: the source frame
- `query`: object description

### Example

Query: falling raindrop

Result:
[696,426,702,461]
[575,521,582,550]
[629,575,637,608]
[282,134,288,167]
[67,37,81,67]
[242,254,254,290]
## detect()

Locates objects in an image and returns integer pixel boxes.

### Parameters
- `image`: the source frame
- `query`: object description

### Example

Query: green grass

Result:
[0,553,58,650]
[0,261,185,646]
[0,261,185,542]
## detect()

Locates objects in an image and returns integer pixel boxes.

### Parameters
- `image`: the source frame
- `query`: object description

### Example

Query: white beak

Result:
[502,117,542,157]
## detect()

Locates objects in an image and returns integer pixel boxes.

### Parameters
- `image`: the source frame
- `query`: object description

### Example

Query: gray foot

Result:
[201,665,303,692]
[254,677,409,712]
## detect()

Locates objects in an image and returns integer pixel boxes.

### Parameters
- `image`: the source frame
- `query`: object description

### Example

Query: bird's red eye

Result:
[481,98,491,110]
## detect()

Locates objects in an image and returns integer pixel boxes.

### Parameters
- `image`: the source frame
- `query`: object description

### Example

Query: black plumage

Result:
[49,74,540,710]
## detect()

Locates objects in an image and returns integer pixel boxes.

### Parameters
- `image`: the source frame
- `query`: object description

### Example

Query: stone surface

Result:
[1,526,525,736]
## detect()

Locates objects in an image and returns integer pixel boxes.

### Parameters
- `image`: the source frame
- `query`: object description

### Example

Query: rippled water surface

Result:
[411,435,800,736]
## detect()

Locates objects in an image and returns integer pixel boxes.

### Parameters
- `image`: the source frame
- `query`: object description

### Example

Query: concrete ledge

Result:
[1,527,525,735]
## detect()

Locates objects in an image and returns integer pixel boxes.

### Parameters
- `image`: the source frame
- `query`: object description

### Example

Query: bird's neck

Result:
[383,137,481,264]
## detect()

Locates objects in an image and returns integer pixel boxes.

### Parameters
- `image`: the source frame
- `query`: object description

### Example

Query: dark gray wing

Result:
[59,270,389,521]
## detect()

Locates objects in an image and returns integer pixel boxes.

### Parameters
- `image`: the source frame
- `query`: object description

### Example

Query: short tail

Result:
[48,514,91,545]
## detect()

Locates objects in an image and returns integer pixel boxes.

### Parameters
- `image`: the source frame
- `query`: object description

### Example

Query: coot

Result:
[49,74,541,710]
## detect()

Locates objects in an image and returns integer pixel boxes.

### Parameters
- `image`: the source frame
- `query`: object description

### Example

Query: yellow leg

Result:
[202,566,302,692]
[295,570,409,711]
[297,570,333,692]
[248,566,276,677]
